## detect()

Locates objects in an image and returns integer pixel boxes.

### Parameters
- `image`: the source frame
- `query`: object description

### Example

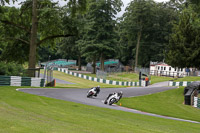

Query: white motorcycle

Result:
[104,91,123,105]
[87,86,100,98]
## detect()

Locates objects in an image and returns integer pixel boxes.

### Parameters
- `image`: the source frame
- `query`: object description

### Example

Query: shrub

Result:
[0,62,25,76]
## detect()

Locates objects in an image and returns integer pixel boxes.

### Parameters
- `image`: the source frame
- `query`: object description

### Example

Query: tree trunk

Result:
[134,30,142,72]
[100,53,104,71]
[28,0,38,77]
[92,55,96,74]
[78,55,81,70]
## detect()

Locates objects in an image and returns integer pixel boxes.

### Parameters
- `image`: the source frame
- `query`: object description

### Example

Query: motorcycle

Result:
[104,92,123,105]
[87,86,100,98]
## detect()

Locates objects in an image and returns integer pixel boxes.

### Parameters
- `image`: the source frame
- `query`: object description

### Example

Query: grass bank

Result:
[53,71,123,88]
[83,72,174,84]
[174,76,200,82]
[117,87,200,122]
[0,86,200,133]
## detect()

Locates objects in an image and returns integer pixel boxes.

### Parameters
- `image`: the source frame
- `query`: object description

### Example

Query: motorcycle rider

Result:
[104,91,123,104]
[93,85,100,97]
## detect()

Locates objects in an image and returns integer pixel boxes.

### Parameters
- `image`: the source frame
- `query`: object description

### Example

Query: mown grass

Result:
[174,76,200,82]
[150,75,174,84]
[117,87,200,122]
[53,71,123,88]
[0,86,200,133]
[84,72,139,82]
[84,72,174,84]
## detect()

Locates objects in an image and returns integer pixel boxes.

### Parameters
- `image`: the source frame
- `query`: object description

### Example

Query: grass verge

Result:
[117,87,200,122]
[174,76,200,82]
[53,71,124,88]
[0,86,200,133]
[80,72,175,84]
[149,75,174,84]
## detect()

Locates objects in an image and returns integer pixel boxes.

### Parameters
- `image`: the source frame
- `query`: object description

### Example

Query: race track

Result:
[17,86,200,123]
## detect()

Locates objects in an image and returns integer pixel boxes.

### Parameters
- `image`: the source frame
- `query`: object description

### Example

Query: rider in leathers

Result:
[104,91,123,104]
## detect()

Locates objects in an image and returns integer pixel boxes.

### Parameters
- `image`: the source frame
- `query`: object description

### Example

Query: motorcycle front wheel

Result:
[109,98,116,105]
[87,92,93,98]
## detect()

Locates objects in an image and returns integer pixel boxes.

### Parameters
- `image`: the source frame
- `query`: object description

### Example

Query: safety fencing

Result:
[58,68,145,87]
[0,75,45,87]
[194,97,200,108]
[168,81,193,86]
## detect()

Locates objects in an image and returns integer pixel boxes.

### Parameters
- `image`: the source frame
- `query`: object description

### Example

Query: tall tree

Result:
[28,0,37,76]
[0,0,86,76]
[57,12,87,71]
[166,6,200,68]
[117,0,178,68]
[81,0,122,73]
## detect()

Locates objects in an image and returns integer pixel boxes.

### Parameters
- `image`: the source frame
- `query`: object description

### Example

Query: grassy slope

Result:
[174,76,200,82]
[149,75,174,84]
[117,87,200,122]
[53,71,123,88]
[0,86,200,133]
[84,73,139,82]
[83,73,174,84]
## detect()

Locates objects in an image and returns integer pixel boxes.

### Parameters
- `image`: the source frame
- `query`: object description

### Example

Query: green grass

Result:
[53,71,123,88]
[117,87,200,122]
[84,72,175,84]
[84,72,139,82]
[0,86,200,133]
[108,73,139,82]
[174,76,200,82]
[150,75,174,84]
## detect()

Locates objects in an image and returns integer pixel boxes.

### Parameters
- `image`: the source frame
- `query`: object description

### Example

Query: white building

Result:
[150,62,190,77]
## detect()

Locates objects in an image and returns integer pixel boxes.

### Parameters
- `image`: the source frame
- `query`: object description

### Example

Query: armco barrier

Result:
[0,75,45,87]
[168,81,192,86]
[57,68,145,87]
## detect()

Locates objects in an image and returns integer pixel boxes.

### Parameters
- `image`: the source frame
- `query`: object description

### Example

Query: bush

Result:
[0,62,25,76]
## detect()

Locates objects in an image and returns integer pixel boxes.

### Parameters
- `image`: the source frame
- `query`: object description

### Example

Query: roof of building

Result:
[150,62,170,67]
[96,60,119,67]
[41,59,76,67]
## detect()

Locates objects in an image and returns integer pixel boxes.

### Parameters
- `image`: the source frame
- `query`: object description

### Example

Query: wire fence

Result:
[134,67,150,75]
[96,70,107,79]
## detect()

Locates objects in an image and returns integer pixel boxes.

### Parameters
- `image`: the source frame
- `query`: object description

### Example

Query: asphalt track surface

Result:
[18,85,200,124]
[40,73,75,84]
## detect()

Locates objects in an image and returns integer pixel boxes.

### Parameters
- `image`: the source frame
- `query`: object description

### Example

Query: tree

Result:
[117,0,178,68]
[0,0,86,76]
[166,6,200,68]
[0,0,16,5]
[57,12,87,71]
[81,0,122,73]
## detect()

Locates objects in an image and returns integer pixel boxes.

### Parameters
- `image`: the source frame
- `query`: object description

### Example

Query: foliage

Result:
[0,61,25,76]
[0,1,67,63]
[80,0,122,73]
[57,12,86,69]
[0,0,86,77]
[117,0,178,67]
[0,0,16,5]
[166,6,200,68]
